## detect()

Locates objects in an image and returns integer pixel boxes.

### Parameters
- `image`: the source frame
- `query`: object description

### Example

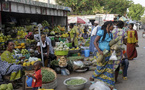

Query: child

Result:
[121,50,129,80]
[27,61,42,90]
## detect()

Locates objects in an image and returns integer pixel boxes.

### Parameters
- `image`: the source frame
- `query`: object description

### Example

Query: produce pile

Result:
[14,42,26,49]
[69,47,80,50]
[23,57,41,66]
[42,20,50,27]
[21,49,28,55]
[59,56,67,67]
[55,41,69,51]
[42,70,55,83]
[66,79,86,85]
[15,27,27,39]
[0,83,13,90]
[67,56,84,60]
[0,33,12,43]
[50,60,59,66]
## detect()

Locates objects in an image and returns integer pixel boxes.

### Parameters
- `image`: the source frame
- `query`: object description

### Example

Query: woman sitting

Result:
[37,34,49,67]
[0,40,23,88]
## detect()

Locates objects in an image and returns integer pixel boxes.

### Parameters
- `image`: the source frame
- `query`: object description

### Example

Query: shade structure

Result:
[68,17,86,24]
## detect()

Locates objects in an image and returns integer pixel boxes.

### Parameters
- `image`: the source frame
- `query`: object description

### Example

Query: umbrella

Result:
[68,17,86,24]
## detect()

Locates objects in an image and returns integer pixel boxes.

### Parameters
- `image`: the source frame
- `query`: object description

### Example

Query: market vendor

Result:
[37,34,50,67]
[70,24,79,47]
[0,40,23,88]
[26,32,55,55]
[1,40,24,64]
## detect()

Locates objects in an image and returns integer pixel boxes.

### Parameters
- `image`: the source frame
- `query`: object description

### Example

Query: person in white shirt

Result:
[89,21,100,54]
[37,34,49,67]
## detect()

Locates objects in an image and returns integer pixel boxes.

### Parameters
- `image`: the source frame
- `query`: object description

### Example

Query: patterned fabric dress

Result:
[126,30,138,60]
[0,60,22,81]
[0,50,23,81]
[92,29,115,87]
[111,28,127,71]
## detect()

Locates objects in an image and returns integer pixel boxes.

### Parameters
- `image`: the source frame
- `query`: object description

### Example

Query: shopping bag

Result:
[26,76,33,87]
[109,51,117,60]
[89,81,110,90]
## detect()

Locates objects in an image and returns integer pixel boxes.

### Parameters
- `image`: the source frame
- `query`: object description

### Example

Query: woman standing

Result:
[126,23,138,60]
[112,21,127,82]
[90,21,114,89]
[37,34,49,67]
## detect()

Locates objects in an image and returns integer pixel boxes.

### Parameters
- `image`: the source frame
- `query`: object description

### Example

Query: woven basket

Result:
[55,50,68,56]
[41,67,57,89]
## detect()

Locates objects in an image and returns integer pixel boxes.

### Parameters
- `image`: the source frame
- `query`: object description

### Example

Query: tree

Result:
[128,4,145,20]
[141,15,145,24]
[56,0,102,15]
[103,0,133,15]
[56,0,133,15]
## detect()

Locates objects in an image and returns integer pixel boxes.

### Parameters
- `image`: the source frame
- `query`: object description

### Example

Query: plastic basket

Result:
[55,51,68,56]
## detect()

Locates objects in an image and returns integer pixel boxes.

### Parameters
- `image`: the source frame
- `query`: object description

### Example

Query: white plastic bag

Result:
[109,51,117,60]
[89,81,110,90]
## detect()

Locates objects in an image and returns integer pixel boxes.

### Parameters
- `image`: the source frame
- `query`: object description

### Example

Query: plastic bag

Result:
[26,76,33,87]
[89,81,111,90]
[109,51,117,60]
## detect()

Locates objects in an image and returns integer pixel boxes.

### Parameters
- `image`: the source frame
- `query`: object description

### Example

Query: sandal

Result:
[123,77,128,80]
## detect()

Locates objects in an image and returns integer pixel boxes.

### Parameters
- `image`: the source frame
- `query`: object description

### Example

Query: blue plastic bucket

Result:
[85,50,90,57]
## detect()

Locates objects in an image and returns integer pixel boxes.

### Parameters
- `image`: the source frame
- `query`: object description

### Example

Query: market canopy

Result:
[3,0,71,12]
[68,17,90,24]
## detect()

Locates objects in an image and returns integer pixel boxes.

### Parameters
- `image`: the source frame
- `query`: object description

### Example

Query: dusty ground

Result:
[56,30,145,90]
[18,30,145,90]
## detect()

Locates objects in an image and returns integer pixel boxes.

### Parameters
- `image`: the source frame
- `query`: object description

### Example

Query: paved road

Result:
[115,30,145,90]
[55,30,145,90]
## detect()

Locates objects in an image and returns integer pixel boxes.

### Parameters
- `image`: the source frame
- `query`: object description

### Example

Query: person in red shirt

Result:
[27,61,42,90]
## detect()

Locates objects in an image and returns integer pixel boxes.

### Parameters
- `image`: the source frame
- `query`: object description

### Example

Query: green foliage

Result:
[128,4,145,20]
[141,15,145,24]
[103,0,133,15]
[56,0,133,15]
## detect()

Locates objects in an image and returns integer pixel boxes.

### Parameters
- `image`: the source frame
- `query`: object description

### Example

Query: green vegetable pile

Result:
[0,83,13,90]
[67,56,84,60]
[50,60,59,66]
[42,70,55,82]
[66,79,86,85]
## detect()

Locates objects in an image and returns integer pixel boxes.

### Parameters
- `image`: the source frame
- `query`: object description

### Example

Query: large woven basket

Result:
[41,67,57,89]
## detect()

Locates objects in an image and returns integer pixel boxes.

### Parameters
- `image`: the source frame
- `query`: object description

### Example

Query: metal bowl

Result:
[64,77,88,90]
